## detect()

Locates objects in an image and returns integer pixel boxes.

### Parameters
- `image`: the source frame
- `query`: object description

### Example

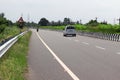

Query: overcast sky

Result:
[0,0,120,24]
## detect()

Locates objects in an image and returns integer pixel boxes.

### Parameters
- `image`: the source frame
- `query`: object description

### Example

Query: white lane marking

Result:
[95,46,106,50]
[68,38,72,40]
[82,42,89,45]
[74,40,79,42]
[36,32,80,80]
[117,52,120,55]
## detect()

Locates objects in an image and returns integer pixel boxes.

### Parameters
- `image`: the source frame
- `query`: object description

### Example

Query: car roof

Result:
[65,25,75,29]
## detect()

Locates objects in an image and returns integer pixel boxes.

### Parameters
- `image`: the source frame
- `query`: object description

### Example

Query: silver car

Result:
[63,25,76,37]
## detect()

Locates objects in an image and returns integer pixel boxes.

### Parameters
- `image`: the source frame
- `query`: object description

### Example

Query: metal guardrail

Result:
[0,31,28,58]
[77,31,120,42]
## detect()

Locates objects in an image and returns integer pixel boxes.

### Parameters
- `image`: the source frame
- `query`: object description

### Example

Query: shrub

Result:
[0,25,7,33]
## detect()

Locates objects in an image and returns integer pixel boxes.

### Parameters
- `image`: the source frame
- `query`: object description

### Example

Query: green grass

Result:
[0,31,31,80]
[0,26,28,43]
[75,24,87,31]
[0,26,20,42]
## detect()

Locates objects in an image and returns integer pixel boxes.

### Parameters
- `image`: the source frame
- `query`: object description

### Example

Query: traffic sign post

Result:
[18,17,24,29]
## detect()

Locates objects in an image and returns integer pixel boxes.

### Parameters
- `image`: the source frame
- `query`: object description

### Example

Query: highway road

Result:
[27,29,120,80]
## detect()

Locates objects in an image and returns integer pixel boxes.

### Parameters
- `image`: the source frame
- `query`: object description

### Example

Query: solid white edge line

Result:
[36,32,80,80]
[95,46,105,50]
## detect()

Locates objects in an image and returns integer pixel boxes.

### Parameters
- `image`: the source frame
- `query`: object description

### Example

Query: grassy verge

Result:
[0,31,31,80]
[0,26,28,43]
[0,26,20,42]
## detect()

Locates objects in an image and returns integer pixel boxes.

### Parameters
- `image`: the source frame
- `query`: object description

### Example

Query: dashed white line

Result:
[74,40,79,42]
[82,42,89,45]
[95,46,106,50]
[36,32,80,80]
[68,38,72,40]
[117,52,120,55]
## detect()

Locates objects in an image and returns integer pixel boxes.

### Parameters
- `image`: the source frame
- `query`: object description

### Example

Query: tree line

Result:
[0,13,13,33]
[0,12,113,30]
[38,17,82,26]
[38,17,109,27]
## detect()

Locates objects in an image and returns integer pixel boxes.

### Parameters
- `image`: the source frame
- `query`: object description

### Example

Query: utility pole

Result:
[27,14,30,23]
[117,18,120,25]
[21,13,23,17]
[80,19,82,24]
[113,18,116,25]
[95,17,98,21]
[27,13,30,28]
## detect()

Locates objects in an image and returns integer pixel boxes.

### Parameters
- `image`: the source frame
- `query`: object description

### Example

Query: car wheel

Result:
[73,34,76,37]
[63,34,66,37]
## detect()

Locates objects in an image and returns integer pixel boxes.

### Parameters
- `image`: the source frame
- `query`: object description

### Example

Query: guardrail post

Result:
[78,31,120,42]
[117,34,120,42]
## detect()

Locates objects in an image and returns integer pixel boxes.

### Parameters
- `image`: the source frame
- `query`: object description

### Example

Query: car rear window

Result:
[66,26,75,29]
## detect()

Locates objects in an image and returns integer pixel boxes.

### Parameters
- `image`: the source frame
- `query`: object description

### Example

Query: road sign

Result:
[18,17,24,29]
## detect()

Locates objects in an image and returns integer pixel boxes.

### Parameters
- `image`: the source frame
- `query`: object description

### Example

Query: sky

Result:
[0,0,120,24]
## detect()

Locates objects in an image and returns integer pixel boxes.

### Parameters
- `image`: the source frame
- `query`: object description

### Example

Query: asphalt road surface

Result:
[27,29,120,80]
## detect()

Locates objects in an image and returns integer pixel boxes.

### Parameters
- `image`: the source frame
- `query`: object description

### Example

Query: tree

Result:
[63,18,76,25]
[0,13,4,18]
[0,24,6,33]
[86,19,99,26]
[100,20,107,25]
[80,20,82,24]
[0,13,6,25]
[0,13,13,26]
[6,20,13,26]
[76,21,79,24]
[57,20,62,26]
[38,18,49,26]
[50,21,55,26]
[63,18,71,25]
[0,13,14,33]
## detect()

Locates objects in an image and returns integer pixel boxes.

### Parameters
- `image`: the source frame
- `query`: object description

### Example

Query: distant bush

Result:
[113,25,120,33]
[0,25,7,33]
[86,19,99,27]
[0,26,20,42]
[3,26,20,37]
[75,24,120,33]
[0,13,13,26]
[75,24,87,31]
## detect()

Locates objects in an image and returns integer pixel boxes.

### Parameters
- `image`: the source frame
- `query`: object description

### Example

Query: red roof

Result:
[18,17,24,23]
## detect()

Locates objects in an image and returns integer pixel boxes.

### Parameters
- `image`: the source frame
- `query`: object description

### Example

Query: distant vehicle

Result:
[63,25,76,37]
[37,28,39,32]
